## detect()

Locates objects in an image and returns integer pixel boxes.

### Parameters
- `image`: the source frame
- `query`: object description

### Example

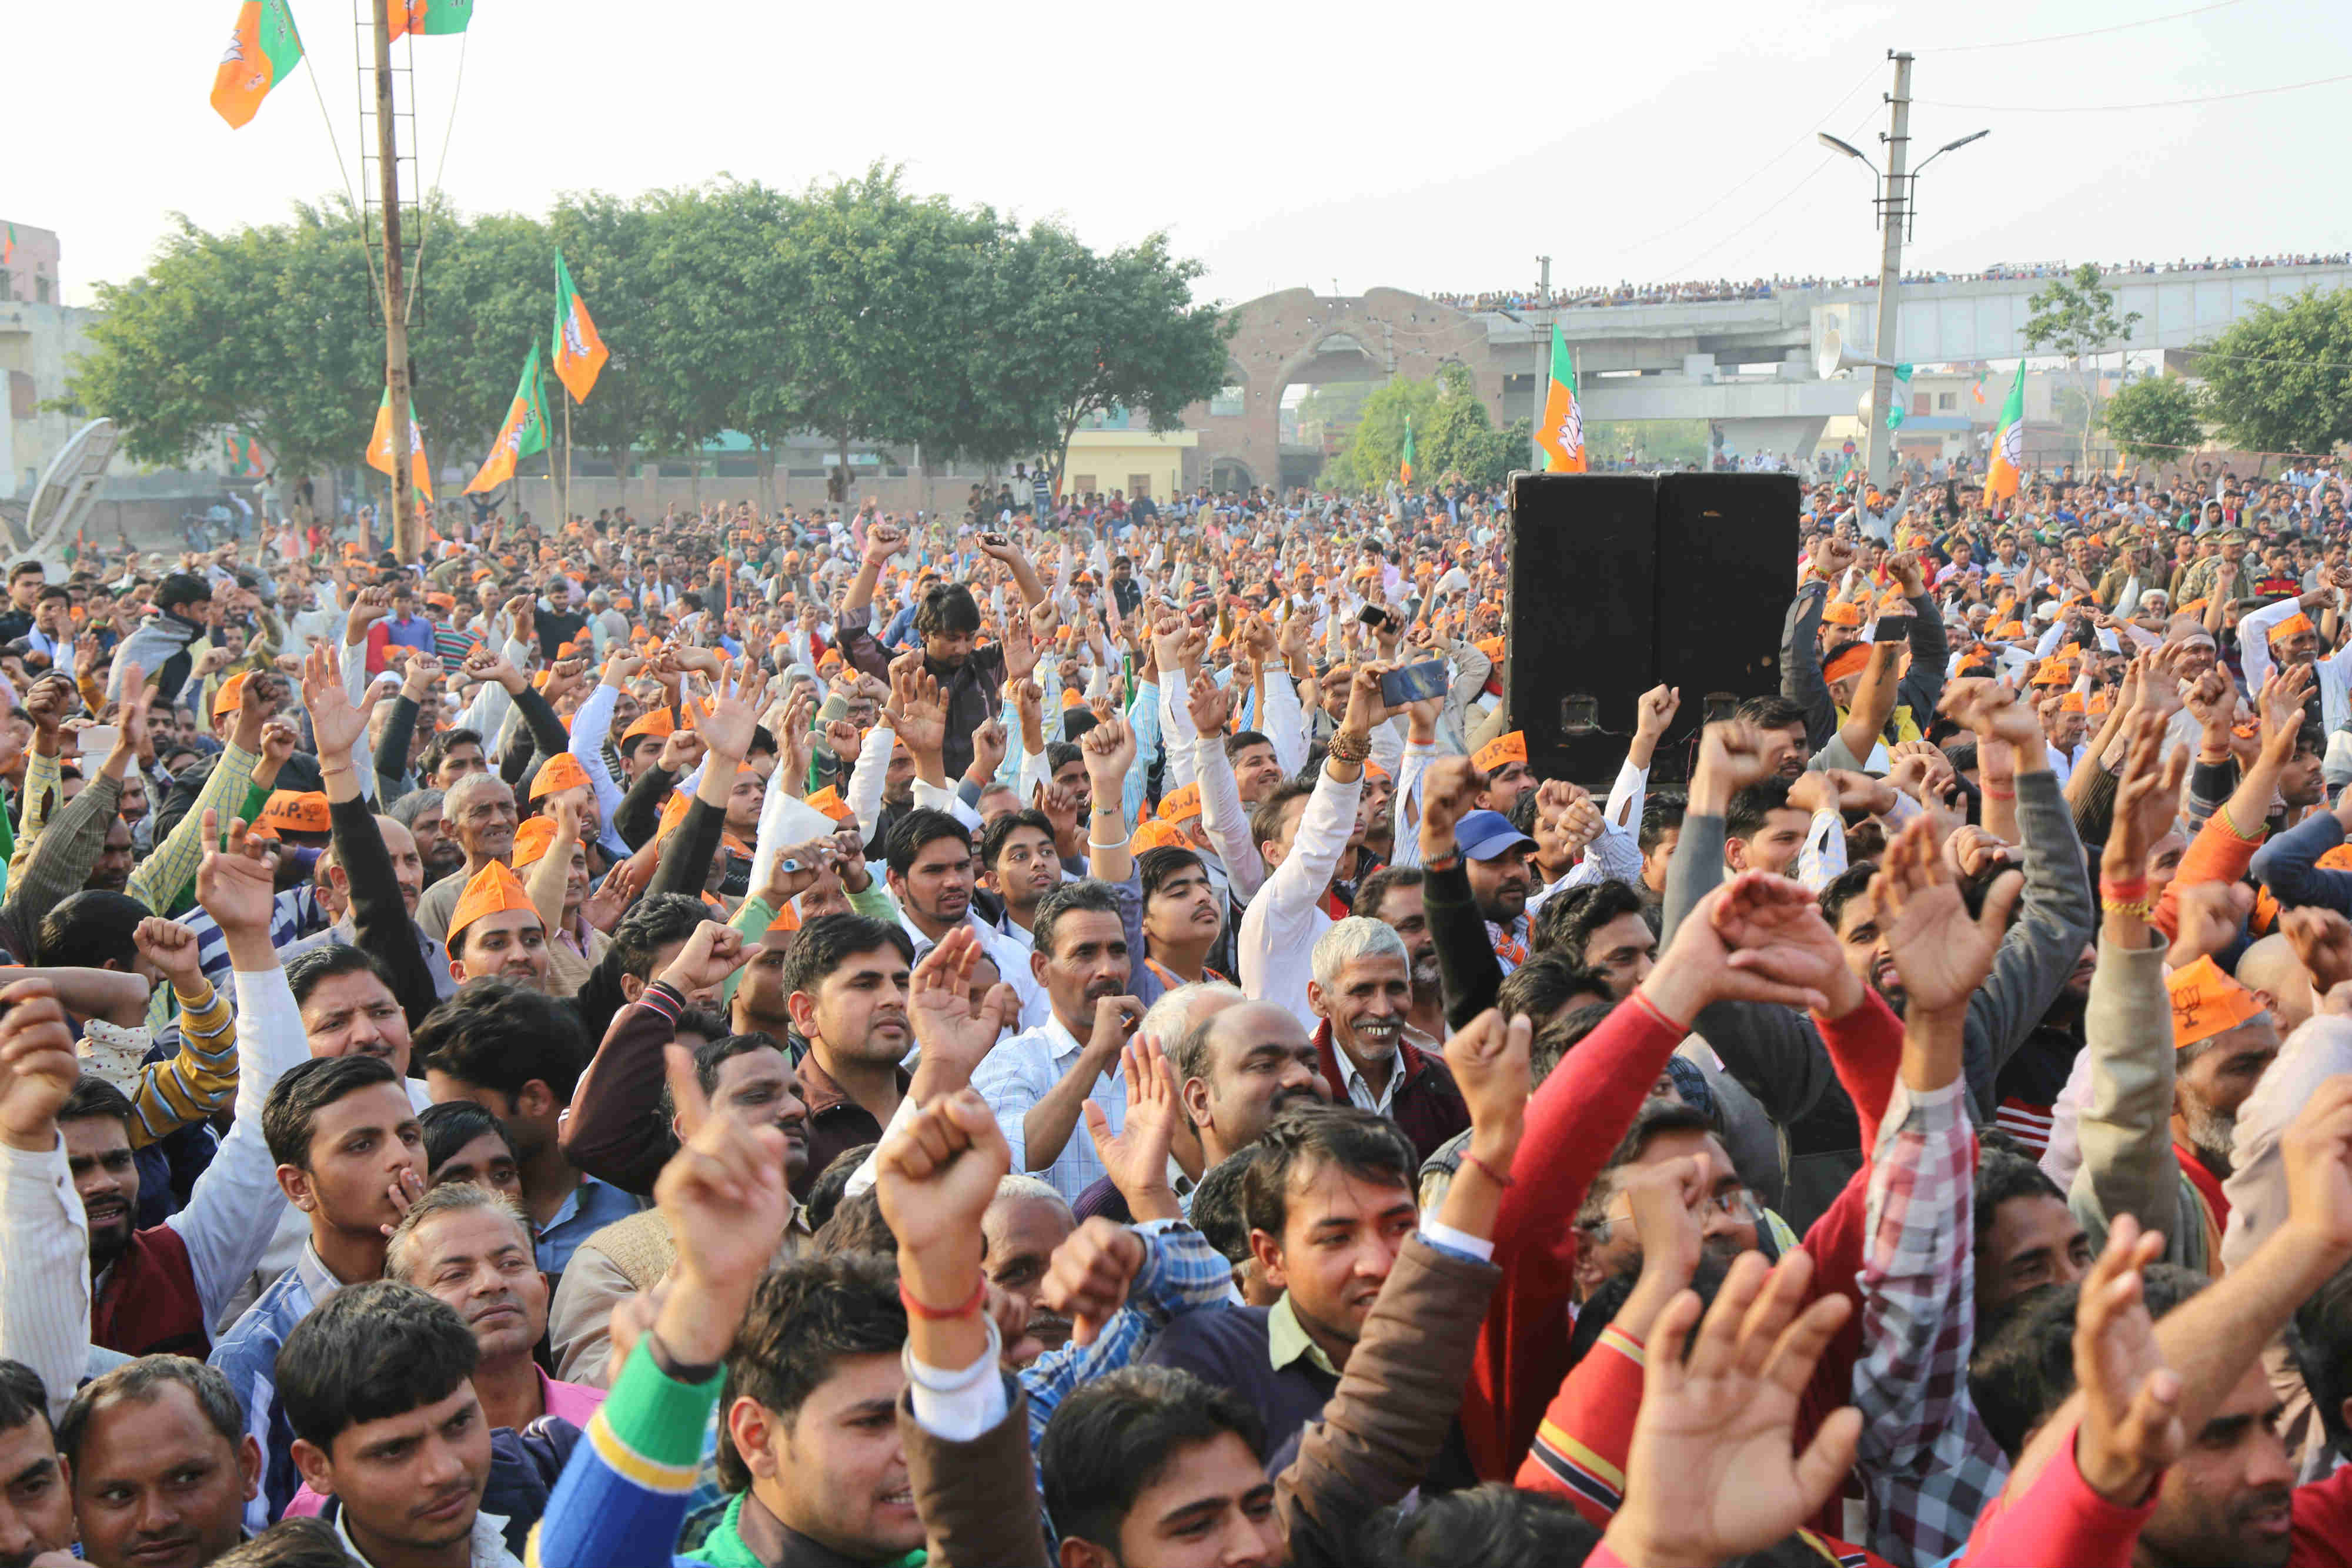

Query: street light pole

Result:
[1865,51,1913,492]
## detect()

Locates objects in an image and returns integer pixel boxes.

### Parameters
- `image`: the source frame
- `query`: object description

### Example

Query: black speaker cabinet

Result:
[1503,472,1799,787]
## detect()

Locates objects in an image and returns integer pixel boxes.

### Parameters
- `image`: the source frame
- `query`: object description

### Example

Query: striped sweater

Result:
[526,1339,720,1567]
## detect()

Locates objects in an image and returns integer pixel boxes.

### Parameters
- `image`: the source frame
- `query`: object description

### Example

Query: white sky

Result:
[13,0,2351,310]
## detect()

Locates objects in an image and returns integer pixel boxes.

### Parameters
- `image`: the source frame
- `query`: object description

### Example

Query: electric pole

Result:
[1863,51,1912,490]
[373,0,419,563]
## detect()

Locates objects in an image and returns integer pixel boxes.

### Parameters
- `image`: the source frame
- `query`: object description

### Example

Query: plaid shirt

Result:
[1852,1076,2011,1567]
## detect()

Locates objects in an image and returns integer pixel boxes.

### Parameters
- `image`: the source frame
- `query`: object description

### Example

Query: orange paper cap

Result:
[1472,731,1528,774]
[1822,644,1872,685]
[211,671,251,718]
[1157,782,1202,824]
[2269,612,2315,644]
[2167,955,2267,1051]
[1822,601,1865,628]
[512,815,558,868]
[2030,658,2072,687]
[1474,635,1505,662]
[447,859,540,947]
[623,706,676,744]
[2319,843,2352,873]
[2059,693,2086,713]
[1994,621,2027,640]
[255,790,331,838]
[804,786,857,825]
[765,901,804,939]
[530,752,593,800]
[1129,818,1187,853]
[655,790,693,840]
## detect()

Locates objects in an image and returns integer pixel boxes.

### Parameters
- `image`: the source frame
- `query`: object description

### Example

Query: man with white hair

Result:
[1304,916,1468,1161]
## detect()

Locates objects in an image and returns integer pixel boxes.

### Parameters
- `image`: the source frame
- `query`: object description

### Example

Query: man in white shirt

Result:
[970,880,1140,1205]
[1238,663,1389,1027]
[886,808,1047,1029]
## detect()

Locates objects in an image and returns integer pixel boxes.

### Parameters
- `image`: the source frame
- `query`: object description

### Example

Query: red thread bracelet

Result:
[1460,1151,1515,1189]
[2099,876,2150,902]
[898,1277,987,1321]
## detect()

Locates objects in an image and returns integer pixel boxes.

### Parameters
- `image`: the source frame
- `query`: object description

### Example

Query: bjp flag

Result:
[211,0,303,129]
[550,250,609,403]
[465,345,550,494]
[1982,362,2027,507]
[387,0,474,39]
[366,389,435,503]
[1534,323,1586,473]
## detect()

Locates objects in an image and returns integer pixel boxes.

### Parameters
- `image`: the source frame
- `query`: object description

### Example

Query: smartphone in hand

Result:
[1379,660,1448,708]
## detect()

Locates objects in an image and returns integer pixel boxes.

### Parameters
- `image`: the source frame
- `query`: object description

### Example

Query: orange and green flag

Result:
[222,432,268,478]
[1399,417,1416,486]
[550,251,609,403]
[1982,362,2027,508]
[389,0,475,39]
[1534,323,1586,473]
[466,345,551,494]
[1,225,15,266]
[367,389,435,503]
[211,1,303,130]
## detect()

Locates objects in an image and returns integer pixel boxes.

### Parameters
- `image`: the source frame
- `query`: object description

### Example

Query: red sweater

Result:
[91,1224,208,1359]
[1463,985,1904,1480]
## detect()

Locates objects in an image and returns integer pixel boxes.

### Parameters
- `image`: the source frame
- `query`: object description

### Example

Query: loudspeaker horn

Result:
[1812,325,1898,383]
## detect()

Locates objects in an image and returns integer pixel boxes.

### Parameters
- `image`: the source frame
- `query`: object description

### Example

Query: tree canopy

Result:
[1322,363,1527,491]
[2194,287,2352,459]
[2100,373,2207,464]
[65,167,1235,487]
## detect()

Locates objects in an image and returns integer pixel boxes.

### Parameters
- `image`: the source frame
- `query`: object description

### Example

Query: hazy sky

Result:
[15,0,2350,310]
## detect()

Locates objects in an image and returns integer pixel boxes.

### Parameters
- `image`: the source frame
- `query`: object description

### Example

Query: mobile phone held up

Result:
[1379,660,1448,710]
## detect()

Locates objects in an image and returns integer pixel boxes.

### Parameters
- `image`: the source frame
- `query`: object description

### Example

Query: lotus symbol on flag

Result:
[562,310,590,360]
[1998,421,2022,469]
[1557,402,1582,457]
[220,30,247,63]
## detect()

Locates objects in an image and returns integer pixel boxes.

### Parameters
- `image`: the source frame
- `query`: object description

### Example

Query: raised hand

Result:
[655,920,753,998]
[2105,711,2188,875]
[301,640,371,759]
[1634,684,1682,742]
[1185,670,1234,738]
[194,810,282,942]
[891,656,948,763]
[875,1087,1010,1309]
[583,854,649,934]
[2284,907,2352,997]
[907,925,1018,1101]
[696,657,759,761]
[1689,718,1774,810]
[652,1044,793,1364]
[1083,1034,1182,1223]
[1444,1007,1532,1157]
[1645,874,1838,1024]
[133,917,205,995]
[1038,1218,1148,1350]
[2072,1215,2185,1506]
[1942,677,2043,750]
[0,979,85,1154]
[2259,664,2316,753]
[463,643,524,695]
[1598,1252,1860,1568]
[1080,714,1136,801]
[1418,755,1488,858]
[1705,869,1862,1016]
[968,717,1009,783]
[1869,815,2020,1016]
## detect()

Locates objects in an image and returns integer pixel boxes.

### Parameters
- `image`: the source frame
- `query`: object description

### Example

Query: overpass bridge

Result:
[1187,263,2352,489]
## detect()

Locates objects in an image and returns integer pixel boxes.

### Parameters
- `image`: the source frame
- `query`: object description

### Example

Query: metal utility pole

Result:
[1536,255,1552,296]
[1863,51,1913,490]
[372,0,420,563]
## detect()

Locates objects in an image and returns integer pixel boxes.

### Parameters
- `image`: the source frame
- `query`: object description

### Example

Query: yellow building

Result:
[1060,427,1197,503]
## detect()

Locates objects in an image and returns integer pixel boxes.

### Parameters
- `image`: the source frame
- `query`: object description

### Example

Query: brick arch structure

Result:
[1181,287,1509,494]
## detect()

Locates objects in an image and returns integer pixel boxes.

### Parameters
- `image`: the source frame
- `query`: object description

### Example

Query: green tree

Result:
[546,192,665,489]
[67,201,379,479]
[406,203,552,471]
[2022,262,2143,467]
[1323,364,1521,490]
[2101,373,2207,464]
[978,222,1233,480]
[2195,288,2352,459]
[777,163,1009,487]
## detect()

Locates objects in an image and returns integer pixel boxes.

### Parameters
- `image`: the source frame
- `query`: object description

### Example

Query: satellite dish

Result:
[1813,326,1897,382]
[21,418,119,561]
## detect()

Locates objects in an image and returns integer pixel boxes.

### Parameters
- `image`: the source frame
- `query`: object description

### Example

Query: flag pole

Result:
[371,0,420,564]
[562,386,573,527]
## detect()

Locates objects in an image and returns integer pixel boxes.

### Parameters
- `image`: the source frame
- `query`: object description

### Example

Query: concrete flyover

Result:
[1181,263,2352,481]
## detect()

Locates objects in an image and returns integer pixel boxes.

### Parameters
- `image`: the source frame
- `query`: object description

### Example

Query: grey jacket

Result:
[1661,768,2094,1228]
[2069,936,2211,1275]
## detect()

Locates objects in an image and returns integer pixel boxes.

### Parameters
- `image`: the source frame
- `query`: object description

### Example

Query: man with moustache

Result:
[1305,918,1467,1162]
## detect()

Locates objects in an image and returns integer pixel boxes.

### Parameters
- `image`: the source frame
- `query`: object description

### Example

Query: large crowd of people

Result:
[1431,251,2352,313]
[5,451,2352,1566]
